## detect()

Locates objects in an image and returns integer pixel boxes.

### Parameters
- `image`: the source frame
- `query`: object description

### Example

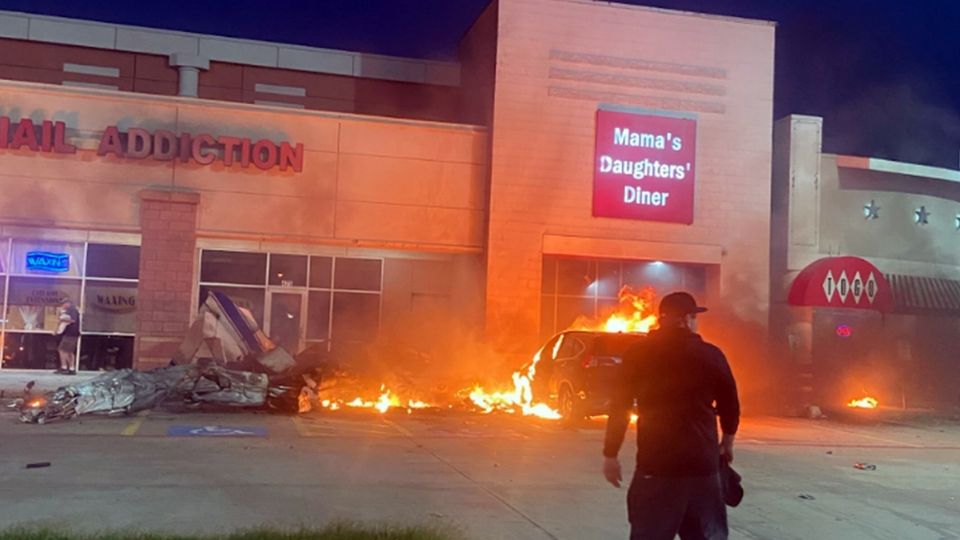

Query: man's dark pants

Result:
[627,472,727,540]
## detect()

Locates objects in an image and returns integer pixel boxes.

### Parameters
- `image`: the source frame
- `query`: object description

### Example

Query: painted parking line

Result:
[120,410,150,436]
[293,416,402,438]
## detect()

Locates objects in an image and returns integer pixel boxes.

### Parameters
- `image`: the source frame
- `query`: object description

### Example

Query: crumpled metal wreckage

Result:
[19,292,333,424]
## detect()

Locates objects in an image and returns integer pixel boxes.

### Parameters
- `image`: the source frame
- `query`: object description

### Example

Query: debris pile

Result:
[19,292,334,424]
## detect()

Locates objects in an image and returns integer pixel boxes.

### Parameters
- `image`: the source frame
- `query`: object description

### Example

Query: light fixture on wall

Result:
[914,206,930,225]
[863,200,880,220]
[955,214,960,230]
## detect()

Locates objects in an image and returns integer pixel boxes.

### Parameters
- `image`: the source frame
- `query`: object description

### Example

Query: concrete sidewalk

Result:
[0,370,97,402]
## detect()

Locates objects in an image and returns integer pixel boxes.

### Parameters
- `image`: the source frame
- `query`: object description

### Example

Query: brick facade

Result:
[134,189,200,369]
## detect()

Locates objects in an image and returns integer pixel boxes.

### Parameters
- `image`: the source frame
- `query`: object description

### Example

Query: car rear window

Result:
[593,334,644,355]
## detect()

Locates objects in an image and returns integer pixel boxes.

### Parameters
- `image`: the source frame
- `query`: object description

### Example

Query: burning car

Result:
[525,330,645,420]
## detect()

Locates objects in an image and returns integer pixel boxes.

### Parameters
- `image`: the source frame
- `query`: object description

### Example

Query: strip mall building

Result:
[0,1,776,377]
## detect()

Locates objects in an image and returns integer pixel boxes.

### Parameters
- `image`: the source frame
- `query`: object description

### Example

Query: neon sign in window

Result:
[25,251,70,273]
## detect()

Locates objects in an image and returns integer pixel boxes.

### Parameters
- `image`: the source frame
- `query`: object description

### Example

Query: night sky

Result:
[2,0,959,168]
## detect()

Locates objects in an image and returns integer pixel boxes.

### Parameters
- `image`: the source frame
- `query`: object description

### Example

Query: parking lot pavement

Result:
[0,408,957,539]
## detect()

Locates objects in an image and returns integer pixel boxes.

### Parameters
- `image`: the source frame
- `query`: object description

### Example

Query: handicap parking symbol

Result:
[168,425,268,437]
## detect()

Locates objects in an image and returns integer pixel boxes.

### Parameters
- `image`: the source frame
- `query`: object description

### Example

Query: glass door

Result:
[265,290,306,354]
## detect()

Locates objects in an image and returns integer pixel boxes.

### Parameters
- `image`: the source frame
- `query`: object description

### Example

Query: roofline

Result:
[564,0,776,28]
[0,10,460,86]
[0,79,486,133]
[834,154,960,185]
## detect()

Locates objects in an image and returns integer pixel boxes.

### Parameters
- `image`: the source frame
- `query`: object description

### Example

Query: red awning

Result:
[788,256,892,312]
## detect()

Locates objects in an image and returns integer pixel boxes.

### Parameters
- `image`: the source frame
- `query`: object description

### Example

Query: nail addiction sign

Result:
[593,108,696,223]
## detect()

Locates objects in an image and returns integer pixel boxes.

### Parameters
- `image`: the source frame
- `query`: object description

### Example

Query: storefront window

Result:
[4,277,81,331]
[268,254,307,287]
[79,335,134,371]
[307,291,331,341]
[2,333,61,370]
[198,285,265,326]
[541,255,707,336]
[334,258,382,291]
[86,244,140,279]
[332,292,380,342]
[83,281,137,334]
[309,256,333,288]
[0,239,138,371]
[200,250,266,285]
[10,240,85,278]
[199,250,382,350]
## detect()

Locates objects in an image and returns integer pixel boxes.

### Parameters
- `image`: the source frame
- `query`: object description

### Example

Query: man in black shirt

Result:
[603,292,740,540]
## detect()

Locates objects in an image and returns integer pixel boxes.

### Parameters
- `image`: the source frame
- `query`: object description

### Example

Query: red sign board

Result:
[788,256,892,312]
[593,108,696,223]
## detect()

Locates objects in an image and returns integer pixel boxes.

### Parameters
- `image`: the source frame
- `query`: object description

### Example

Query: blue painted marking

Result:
[167,425,267,437]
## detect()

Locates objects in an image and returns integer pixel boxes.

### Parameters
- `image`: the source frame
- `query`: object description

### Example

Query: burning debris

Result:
[19,292,333,424]
[847,396,879,409]
[19,285,660,424]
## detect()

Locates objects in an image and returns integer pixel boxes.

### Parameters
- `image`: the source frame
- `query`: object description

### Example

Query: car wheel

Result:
[558,385,579,422]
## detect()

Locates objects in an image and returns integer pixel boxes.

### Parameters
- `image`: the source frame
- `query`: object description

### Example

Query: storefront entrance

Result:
[265,289,306,354]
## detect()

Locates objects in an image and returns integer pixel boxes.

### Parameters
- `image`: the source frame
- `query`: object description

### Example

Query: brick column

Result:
[135,189,200,369]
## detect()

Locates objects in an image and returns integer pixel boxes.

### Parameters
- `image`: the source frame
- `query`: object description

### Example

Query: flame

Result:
[572,286,658,334]
[321,385,431,414]
[847,396,879,409]
[466,287,658,420]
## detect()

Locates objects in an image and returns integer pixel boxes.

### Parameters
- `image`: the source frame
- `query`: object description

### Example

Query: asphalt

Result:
[0,375,958,539]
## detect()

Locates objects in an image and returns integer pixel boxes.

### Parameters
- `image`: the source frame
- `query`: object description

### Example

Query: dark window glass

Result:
[307,291,331,341]
[83,281,137,334]
[4,277,82,331]
[334,258,382,291]
[198,285,265,326]
[556,296,596,331]
[332,292,380,342]
[684,265,707,293]
[556,336,586,360]
[597,260,622,298]
[268,254,307,287]
[557,259,595,295]
[2,333,60,369]
[79,335,134,371]
[86,244,140,279]
[539,295,555,340]
[200,250,266,285]
[541,256,557,294]
[309,256,333,288]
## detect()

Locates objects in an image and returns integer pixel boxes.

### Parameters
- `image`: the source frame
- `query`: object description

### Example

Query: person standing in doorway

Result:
[55,298,81,375]
[603,291,740,540]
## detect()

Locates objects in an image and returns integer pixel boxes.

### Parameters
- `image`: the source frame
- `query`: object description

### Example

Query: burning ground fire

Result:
[847,396,879,409]
[314,286,658,420]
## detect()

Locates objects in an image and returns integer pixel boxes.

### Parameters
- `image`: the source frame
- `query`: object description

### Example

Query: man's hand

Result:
[603,456,622,488]
[720,433,735,463]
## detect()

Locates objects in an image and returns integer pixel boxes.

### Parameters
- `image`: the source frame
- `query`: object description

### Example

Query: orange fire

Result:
[319,385,433,414]
[466,286,658,420]
[847,396,879,409]
[572,286,659,334]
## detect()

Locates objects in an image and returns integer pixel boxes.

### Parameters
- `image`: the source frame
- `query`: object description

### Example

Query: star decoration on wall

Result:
[863,200,880,219]
[914,206,930,225]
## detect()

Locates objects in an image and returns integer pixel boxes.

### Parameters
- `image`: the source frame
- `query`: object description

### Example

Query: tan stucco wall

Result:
[0,80,487,252]
[485,0,775,351]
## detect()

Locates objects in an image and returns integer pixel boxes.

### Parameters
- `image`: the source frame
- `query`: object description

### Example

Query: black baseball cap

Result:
[658,292,708,317]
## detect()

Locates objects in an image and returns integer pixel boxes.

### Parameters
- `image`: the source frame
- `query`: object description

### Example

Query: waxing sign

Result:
[26,251,70,273]
[593,108,697,223]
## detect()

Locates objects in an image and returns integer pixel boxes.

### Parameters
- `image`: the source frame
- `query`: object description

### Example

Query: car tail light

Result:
[582,355,622,368]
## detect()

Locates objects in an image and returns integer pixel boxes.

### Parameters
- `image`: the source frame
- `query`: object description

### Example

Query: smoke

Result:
[824,81,960,168]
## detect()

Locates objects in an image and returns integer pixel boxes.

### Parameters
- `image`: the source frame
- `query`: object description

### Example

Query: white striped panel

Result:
[254,83,306,97]
[63,62,120,77]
